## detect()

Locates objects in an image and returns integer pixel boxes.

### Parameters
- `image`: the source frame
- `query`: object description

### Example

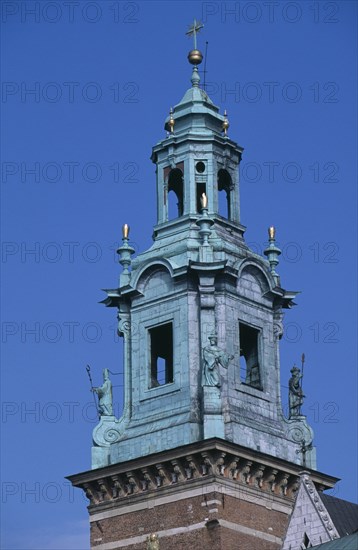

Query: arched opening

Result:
[239,323,262,389]
[168,168,184,220]
[218,169,232,219]
[196,182,206,213]
[149,322,173,388]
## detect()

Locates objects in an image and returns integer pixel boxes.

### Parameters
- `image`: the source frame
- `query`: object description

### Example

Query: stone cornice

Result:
[67,439,338,510]
[152,133,243,157]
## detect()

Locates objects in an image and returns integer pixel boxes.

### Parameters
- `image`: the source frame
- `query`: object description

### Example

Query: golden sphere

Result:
[188,49,203,65]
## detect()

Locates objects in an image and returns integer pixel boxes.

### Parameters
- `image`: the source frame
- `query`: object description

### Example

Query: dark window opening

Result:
[302,533,312,549]
[149,323,173,388]
[196,161,206,173]
[196,181,206,213]
[168,169,184,219]
[218,169,232,219]
[239,323,262,389]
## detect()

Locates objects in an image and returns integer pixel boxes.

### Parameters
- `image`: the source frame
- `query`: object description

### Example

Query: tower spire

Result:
[186,18,203,50]
[95,25,314,476]
[186,19,204,87]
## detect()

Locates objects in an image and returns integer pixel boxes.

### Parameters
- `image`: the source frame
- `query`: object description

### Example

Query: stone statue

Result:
[147,533,159,549]
[92,368,113,416]
[288,365,304,417]
[202,335,234,387]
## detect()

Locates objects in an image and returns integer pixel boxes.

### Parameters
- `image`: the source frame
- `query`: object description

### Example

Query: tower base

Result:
[67,438,337,549]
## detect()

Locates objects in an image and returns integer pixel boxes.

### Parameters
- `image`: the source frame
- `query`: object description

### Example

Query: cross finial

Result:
[186,19,204,50]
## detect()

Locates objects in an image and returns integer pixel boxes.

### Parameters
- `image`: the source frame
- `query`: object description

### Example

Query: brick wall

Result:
[90,486,290,549]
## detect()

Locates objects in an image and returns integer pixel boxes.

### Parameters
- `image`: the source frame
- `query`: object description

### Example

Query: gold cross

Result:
[186,19,204,50]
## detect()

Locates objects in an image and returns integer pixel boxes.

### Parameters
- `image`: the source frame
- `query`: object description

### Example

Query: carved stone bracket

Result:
[277,472,290,496]
[73,444,333,508]
[97,478,111,502]
[252,464,265,488]
[273,311,284,340]
[170,460,185,484]
[185,455,200,480]
[200,452,213,476]
[240,460,252,484]
[284,416,316,469]
[263,468,278,492]
[111,475,124,499]
[216,452,226,476]
[117,313,131,338]
[92,415,124,447]
[83,482,96,504]
[155,463,170,487]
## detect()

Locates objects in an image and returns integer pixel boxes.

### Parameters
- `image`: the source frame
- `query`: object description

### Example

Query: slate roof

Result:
[313,531,358,549]
[320,493,358,537]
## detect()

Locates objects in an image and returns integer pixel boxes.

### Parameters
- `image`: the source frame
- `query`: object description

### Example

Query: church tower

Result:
[68,23,339,549]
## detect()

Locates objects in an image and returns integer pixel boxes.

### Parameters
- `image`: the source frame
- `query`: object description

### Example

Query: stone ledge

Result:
[67,438,338,510]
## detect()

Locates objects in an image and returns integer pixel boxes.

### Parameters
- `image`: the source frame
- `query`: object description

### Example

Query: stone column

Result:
[194,266,227,440]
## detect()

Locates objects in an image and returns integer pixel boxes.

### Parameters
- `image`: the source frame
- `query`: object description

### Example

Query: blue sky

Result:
[1,1,357,548]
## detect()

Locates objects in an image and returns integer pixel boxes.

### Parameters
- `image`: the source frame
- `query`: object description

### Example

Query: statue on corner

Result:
[92,368,113,416]
[202,334,234,388]
[288,365,304,418]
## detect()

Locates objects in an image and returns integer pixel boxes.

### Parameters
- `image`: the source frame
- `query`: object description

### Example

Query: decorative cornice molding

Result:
[67,439,337,510]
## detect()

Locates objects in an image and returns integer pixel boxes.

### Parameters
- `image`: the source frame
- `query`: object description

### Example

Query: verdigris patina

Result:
[202,335,234,388]
[92,368,113,416]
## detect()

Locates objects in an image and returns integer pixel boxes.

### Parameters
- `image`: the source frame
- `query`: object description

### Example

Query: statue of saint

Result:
[92,368,113,416]
[147,533,159,550]
[288,365,304,418]
[202,335,234,387]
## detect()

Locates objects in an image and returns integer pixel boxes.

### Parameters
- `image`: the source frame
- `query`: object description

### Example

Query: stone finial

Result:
[191,66,201,87]
[196,194,214,247]
[168,107,175,134]
[264,225,281,284]
[222,109,229,136]
[117,223,135,286]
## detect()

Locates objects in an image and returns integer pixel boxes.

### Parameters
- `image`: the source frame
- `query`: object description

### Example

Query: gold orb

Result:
[188,49,203,65]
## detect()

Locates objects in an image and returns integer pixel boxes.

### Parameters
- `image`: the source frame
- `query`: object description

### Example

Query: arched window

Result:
[149,323,173,388]
[218,169,232,219]
[168,168,184,219]
[239,323,262,390]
